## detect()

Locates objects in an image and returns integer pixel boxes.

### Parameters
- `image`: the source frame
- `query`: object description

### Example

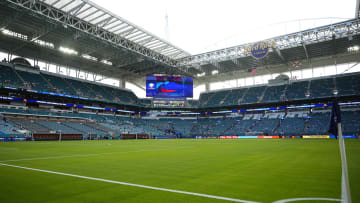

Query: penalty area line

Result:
[0,146,190,163]
[0,163,258,203]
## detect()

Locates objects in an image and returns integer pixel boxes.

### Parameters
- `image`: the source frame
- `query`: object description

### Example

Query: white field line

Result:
[0,147,189,163]
[6,141,182,147]
[0,163,258,203]
[272,198,342,203]
[0,147,18,151]
[341,172,345,202]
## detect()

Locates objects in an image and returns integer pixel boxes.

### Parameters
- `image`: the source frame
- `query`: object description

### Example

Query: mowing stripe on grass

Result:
[0,163,258,203]
[0,147,189,163]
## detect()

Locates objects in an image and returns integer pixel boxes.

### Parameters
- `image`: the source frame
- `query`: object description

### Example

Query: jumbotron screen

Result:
[146,75,193,98]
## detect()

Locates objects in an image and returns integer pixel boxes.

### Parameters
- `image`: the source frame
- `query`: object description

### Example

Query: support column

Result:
[205,83,210,92]
[119,80,126,89]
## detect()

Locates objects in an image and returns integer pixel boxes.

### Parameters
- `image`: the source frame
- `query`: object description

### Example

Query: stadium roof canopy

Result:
[179,18,360,84]
[0,0,360,87]
[0,0,191,81]
[40,0,190,59]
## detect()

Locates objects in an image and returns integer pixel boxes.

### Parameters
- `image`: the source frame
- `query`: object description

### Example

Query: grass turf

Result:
[0,139,359,203]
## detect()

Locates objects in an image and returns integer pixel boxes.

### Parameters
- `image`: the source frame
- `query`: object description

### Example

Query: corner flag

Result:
[328,99,341,137]
[328,99,352,203]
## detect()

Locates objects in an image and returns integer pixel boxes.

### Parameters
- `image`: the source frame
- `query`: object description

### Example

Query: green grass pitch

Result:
[0,139,359,203]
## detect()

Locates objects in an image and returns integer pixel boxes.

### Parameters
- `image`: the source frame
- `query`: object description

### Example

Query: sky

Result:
[91,0,356,55]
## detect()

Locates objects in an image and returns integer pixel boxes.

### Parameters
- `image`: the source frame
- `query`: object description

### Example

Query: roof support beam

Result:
[302,43,309,60]
[127,32,144,40]
[229,59,241,68]
[356,0,360,18]
[132,82,146,91]
[67,2,86,15]
[132,35,149,42]
[147,43,165,50]
[10,24,56,53]
[154,45,170,52]
[96,17,115,27]
[129,34,148,42]
[0,9,25,30]
[92,73,97,82]
[274,48,286,62]
[211,62,221,70]
[162,49,178,55]
[116,57,141,68]
[73,5,92,17]
[332,34,337,55]
[146,42,163,49]
[132,63,162,76]
[81,10,99,20]
[95,75,107,82]
[168,52,186,59]
[113,26,132,34]
[58,0,75,10]
[51,0,61,6]
[106,22,125,31]
[88,12,107,24]
[342,62,359,74]
[144,40,162,47]
[136,37,154,45]
[111,26,129,34]
[120,28,137,37]
[115,27,133,35]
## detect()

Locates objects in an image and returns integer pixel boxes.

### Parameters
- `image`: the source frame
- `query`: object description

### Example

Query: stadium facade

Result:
[0,0,360,141]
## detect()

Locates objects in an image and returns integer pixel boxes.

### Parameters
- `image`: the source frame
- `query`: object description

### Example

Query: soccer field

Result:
[0,139,359,203]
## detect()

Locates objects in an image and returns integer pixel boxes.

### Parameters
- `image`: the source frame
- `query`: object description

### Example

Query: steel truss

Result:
[357,0,360,19]
[5,0,190,67]
[178,19,360,67]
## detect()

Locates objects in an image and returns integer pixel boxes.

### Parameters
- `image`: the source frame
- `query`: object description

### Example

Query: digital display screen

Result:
[146,75,193,98]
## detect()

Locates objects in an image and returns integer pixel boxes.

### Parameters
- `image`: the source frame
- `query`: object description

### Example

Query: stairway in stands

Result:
[302,116,311,135]
[280,84,289,101]
[61,77,80,96]
[189,122,198,135]
[40,73,57,92]
[205,93,219,106]
[11,67,27,88]
[220,91,231,105]
[8,119,50,133]
[238,88,249,104]
[61,122,87,134]
[223,122,236,135]
[246,113,265,133]
[85,122,111,133]
[272,111,287,134]
[257,86,268,103]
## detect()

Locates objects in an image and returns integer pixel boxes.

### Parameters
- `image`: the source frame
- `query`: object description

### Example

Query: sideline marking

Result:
[0,163,258,203]
[0,147,189,162]
[272,197,341,203]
